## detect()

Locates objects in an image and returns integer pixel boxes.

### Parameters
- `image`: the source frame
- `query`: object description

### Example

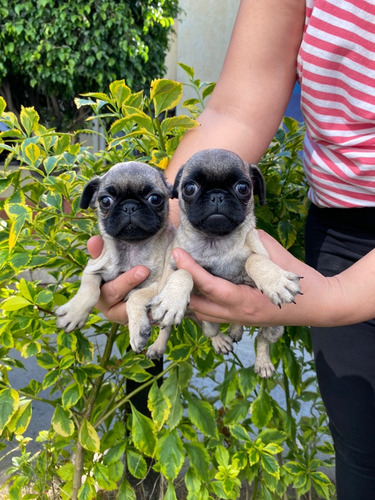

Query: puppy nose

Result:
[210,191,224,205]
[121,201,138,213]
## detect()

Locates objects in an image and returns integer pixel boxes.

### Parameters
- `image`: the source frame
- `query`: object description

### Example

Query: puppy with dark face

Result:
[56,161,175,352]
[147,149,301,377]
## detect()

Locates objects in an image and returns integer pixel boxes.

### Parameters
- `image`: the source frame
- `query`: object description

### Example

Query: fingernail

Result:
[172,249,179,263]
[134,269,148,280]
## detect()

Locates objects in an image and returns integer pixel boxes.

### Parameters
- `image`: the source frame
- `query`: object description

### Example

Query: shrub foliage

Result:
[0,0,179,130]
[0,68,335,499]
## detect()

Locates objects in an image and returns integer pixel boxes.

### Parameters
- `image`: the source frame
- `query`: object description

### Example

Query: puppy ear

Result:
[171,166,184,199]
[249,164,266,206]
[80,177,101,209]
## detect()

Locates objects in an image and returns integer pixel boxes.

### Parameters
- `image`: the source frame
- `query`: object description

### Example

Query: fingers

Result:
[87,235,104,259]
[96,266,150,324]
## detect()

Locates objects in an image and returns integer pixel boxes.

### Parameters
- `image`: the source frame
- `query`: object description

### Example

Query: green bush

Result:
[0,0,179,130]
[0,68,335,499]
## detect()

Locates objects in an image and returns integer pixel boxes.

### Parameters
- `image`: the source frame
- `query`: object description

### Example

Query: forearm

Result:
[174,235,375,328]
[166,0,305,184]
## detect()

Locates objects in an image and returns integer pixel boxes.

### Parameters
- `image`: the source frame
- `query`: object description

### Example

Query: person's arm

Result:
[165,0,305,185]
[172,231,375,328]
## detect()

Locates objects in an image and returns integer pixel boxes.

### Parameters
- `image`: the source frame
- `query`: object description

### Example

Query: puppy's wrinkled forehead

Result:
[182,149,250,182]
[101,162,167,193]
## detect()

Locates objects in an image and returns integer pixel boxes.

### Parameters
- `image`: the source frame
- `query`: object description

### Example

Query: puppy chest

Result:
[199,252,248,284]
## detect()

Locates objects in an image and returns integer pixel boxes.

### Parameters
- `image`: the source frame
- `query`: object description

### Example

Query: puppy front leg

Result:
[245,231,301,306]
[254,326,284,378]
[56,270,102,332]
[127,283,158,353]
[146,325,172,360]
[149,269,194,328]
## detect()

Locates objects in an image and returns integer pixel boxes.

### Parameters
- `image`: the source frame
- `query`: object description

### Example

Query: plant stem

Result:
[251,474,259,500]
[94,358,178,428]
[71,323,119,499]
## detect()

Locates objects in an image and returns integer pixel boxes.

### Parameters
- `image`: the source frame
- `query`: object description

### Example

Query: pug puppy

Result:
[146,149,301,377]
[55,161,175,352]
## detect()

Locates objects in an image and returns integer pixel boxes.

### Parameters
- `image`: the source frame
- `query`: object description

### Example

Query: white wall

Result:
[165,0,240,97]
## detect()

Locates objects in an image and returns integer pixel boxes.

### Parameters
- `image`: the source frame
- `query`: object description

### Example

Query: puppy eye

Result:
[235,182,251,197]
[99,196,114,209]
[182,182,198,198]
[147,193,164,207]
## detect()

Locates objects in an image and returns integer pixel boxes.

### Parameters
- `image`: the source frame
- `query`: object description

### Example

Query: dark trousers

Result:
[305,204,375,500]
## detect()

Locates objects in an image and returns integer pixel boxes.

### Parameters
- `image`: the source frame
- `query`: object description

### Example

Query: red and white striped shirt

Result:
[297,0,375,207]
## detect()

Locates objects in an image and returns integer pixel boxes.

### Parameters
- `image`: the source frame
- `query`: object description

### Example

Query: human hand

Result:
[172,231,312,327]
[87,236,150,324]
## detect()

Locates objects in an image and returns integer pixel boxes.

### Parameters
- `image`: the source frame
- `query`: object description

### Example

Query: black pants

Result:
[305,204,375,500]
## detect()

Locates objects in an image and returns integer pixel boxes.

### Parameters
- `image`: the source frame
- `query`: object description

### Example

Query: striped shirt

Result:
[297,0,375,207]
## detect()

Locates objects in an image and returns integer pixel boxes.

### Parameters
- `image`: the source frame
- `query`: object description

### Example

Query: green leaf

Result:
[160,370,183,429]
[78,477,96,500]
[79,418,100,453]
[75,331,94,363]
[277,219,297,249]
[178,62,195,78]
[7,400,32,434]
[238,367,257,398]
[220,364,238,407]
[52,404,74,437]
[282,346,301,391]
[150,79,183,116]
[0,389,20,434]
[93,463,117,491]
[160,115,198,135]
[311,471,332,500]
[103,441,126,466]
[109,80,131,107]
[185,393,218,439]
[24,142,42,166]
[260,453,280,478]
[57,463,75,481]
[42,369,60,390]
[164,482,177,500]
[126,448,148,479]
[184,442,210,482]
[230,424,252,443]
[20,106,39,136]
[1,295,33,311]
[0,96,6,115]
[0,330,14,349]
[147,381,171,430]
[21,341,41,358]
[156,429,184,481]
[250,387,273,428]
[258,428,287,445]
[130,403,156,457]
[62,382,83,409]
[223,399,250,426]
[117,479,136,500]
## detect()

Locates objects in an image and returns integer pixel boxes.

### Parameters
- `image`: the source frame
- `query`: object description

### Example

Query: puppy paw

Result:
[149,291,189,328]
[228,324,244,343]
[55,300,91,332]
[129,326,151,353]
[145,327,171,359]
[259,269,301,307]
[146,343,164,360]
[211,333,234,355]
[254,356,276,378]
